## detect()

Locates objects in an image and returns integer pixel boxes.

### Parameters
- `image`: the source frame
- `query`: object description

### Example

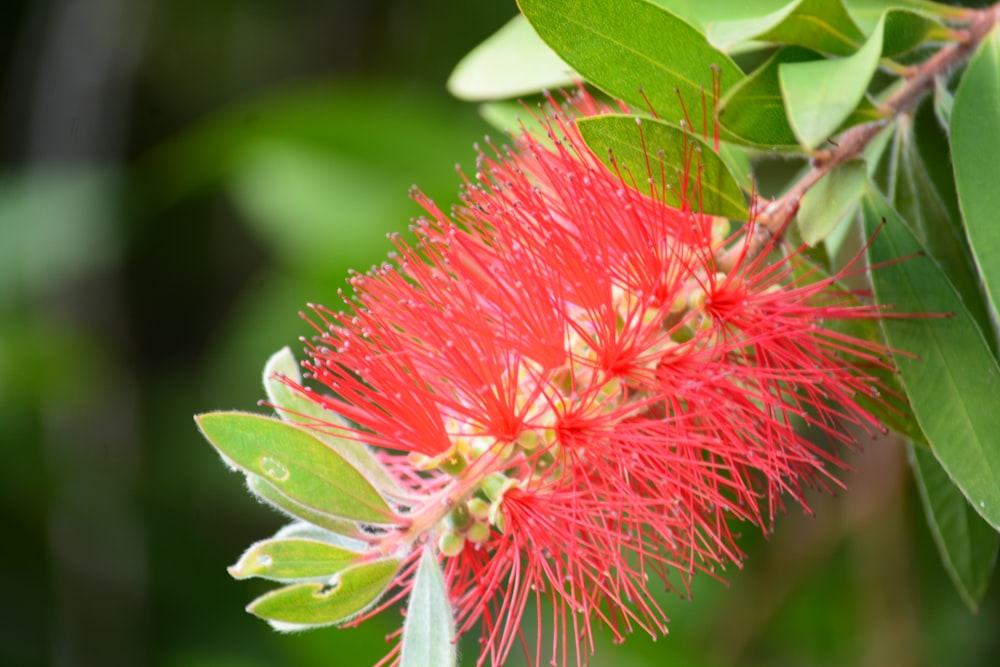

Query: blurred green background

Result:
[1,1,997,666]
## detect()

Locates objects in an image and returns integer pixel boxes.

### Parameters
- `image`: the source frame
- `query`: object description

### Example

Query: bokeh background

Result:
[1,1,998,666]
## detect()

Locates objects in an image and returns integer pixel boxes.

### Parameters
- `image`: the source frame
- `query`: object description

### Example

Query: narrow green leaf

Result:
[247,557,401,629]
[708,0,866,56]
[273,521,368,550]
[951,30,1000,334]
[197,411,395,524]
[247,475,365,538]
[263,347,406,497]
[862,188,1000,530]
[230,538,363,582]
[933,76,954,132]
[577,114,748,219]
[448,14,575,100]
[798,159,867,245]
[517,0,745,129]
[400,549,457,667]
[909,443,999,611]
[779,15,884,149]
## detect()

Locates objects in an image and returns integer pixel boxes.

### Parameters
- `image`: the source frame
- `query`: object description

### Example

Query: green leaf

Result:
[577,114,748,219]
[845,0,962,36]
[720,47,883,147]
[400,549,457,667]
[909,443,999,611]
[707,0,866,56]
[933,76,954,132]
[448,15,575,100]
[273,521,369,550]
[247,475,365,538]
[879,8,942,57]
[719,46,815,148]
[247,557,401,629]
[229,538,363,582]
[798,159,867,245]
[263,347,406,498]
[517,0,744,129]
[779,14,884,149]
[873,113,994,350]
[862,188,1000,531]
[951,30,1000,336]
[197,411,395,524]
[717,141,754,193]
[791,259,923,444]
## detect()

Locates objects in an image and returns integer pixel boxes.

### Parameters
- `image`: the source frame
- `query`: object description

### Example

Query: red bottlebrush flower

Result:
[291,91,903,667]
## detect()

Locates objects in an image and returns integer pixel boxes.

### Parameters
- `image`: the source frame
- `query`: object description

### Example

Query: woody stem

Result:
[716,2,1000,272]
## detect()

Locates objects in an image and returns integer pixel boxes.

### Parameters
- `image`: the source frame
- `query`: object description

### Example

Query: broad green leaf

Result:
[879,8,942,57]
[263,347,406,497]
[719,46,817,148]
[247,475,365,538]
[873,114,994,350]
[247,557,401,628]
[717,141,754,193]
[229,538,363,582]
[400,549,457,667]
[845,0,962,35]
[653,0,788,30]
[517,0,745,129]
[798,159,867,245]
[197,411,395,524]
[909,443,999,611]
[862,189,1000,531]
[779,14,884,149]
[720,47,884,147]
[708,0,865,56]
[577,114,748,219]
[448,15,575,101]
[952,30,1000,336]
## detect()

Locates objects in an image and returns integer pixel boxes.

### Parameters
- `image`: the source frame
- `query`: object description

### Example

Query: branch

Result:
[717,3,1000,272]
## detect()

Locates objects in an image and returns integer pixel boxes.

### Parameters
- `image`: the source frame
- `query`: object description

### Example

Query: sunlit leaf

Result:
[862,188,1000,531]
[229,538,363,582]
[247,557,401,628]
[400,549,457,667]
[577,114,748,219]
[952,29,1000,335]
[909,443,999,612]
[845,0,962,35]
[708,0,865,56]
[448,15,575,100]
[779,14,884,149]
[518,0,744,129]
[197,411,395,524]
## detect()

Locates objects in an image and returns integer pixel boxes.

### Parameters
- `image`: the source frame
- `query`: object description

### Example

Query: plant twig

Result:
[717,2,1000,272]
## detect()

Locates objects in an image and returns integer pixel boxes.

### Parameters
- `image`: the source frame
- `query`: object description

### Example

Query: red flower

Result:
[296,91,899,666]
